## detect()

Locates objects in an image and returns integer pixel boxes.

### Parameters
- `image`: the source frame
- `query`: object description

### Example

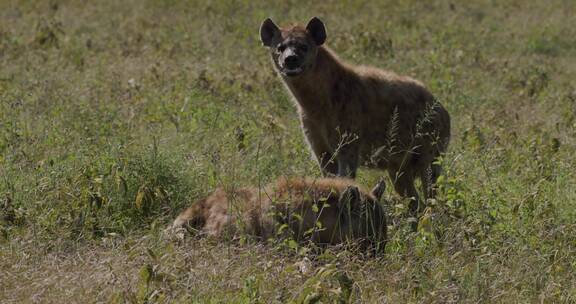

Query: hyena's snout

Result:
[280,50,304,74]
[283,53,301,70]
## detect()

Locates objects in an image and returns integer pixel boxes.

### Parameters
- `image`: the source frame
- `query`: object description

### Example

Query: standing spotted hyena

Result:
[259,17,450,216]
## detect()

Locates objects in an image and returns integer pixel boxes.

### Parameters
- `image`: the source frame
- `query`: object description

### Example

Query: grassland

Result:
[1,0,576,302]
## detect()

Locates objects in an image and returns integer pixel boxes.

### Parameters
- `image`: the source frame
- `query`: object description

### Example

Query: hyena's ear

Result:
[371,177,386,202]
[260,18,280,47]
[306,17,326,46]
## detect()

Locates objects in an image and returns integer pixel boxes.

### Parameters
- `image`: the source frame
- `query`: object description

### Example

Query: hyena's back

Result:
[353,66,451,170]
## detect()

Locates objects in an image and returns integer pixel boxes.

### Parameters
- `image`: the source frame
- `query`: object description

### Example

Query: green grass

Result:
[1,0,576,302]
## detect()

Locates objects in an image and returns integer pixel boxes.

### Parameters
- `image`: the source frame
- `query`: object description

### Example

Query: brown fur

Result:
[260,18,451,216]
[171,177,387,252]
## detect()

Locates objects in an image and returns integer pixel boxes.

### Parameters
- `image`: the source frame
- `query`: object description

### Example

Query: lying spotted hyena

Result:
[171,177,387,253]
[259,17,451,217]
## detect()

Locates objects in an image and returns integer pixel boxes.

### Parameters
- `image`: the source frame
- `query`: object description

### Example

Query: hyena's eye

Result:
[277,45,286,52]
[298,45,308,52]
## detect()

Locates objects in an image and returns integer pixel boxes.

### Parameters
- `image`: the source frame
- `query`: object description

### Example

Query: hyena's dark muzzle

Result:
[279,49,304,76]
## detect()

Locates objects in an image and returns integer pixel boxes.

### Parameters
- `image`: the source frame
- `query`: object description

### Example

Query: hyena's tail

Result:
[171,198,208,231]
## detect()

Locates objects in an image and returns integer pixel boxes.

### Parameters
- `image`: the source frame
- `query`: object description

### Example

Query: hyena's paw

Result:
[162,225,187,242]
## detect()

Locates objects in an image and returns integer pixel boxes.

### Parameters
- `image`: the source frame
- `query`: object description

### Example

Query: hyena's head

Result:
[259,17,326,77]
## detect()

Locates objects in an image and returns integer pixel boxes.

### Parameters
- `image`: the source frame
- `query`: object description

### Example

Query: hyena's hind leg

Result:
[419,161,443,201]
[421,131,450,200]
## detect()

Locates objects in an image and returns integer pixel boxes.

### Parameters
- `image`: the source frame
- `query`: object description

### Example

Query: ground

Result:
[1,0,576,303]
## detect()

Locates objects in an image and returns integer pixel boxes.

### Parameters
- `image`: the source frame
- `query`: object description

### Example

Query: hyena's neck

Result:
[282,46,349,114]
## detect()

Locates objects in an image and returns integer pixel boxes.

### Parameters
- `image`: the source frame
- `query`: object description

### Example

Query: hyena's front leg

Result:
[318,150,339,176]
[335,141,360,178]
[388,166,420,231]
[306,138,338,176]
[303,123,338,176]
